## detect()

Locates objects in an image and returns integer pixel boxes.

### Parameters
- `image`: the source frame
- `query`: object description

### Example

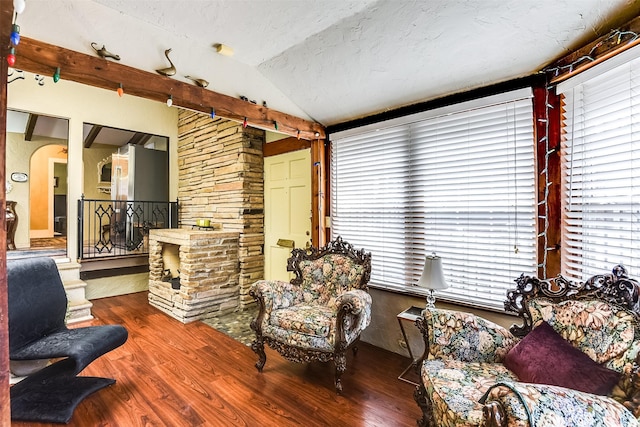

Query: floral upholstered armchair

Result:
[413,265,640,427]
[249,236,372,393]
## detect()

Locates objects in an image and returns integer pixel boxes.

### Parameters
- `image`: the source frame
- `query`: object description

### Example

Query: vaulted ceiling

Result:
[12,0,640,127]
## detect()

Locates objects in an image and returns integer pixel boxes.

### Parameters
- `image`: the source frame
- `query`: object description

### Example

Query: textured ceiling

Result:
[12,0,640,126]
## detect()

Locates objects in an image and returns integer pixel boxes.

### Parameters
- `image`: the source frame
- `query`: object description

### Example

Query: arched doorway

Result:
[28,144,68,254]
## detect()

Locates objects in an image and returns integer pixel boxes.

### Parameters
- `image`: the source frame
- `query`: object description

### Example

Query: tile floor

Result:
[202,305,258,346]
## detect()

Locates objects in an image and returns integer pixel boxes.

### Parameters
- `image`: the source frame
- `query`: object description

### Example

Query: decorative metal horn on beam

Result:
[185,75,209,88]
[156,48,176,77]
[90,42,121,61]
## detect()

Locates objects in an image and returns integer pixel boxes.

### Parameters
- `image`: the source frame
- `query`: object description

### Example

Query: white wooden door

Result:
[264,149,312,281]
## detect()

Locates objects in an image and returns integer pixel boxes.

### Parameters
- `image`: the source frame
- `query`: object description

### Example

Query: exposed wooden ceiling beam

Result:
[128,132,152,146]
[13,37,326,141]
[546,14,640,84]
[24,113,38,141]
[83,124,103,148]
[263,137,311,157]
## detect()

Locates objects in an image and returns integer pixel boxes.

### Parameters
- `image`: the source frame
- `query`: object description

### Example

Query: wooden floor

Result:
[28,237,67,249]
[12,292,422,426]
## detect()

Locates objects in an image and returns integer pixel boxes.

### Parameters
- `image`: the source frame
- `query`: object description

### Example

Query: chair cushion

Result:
[504,321,621,396]
[269,305,334,337]
[421,359,517,426]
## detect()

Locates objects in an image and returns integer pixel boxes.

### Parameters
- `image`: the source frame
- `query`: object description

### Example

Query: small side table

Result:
[397,305,424,385]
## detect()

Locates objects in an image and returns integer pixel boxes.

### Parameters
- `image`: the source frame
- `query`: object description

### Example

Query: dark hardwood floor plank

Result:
[11,292,420,427]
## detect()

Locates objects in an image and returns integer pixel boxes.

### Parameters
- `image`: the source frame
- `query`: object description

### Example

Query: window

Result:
[330,89,537,311]
[558,46,640,281]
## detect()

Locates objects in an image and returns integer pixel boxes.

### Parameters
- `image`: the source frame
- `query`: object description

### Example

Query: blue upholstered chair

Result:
[8,257,128,423]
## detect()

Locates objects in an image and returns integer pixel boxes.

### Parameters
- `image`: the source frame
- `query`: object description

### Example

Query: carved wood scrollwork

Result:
[414,383,436,427]
[287,235,372,288]
[505,265,640,337]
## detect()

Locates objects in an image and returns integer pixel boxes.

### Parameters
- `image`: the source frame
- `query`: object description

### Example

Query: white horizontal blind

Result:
[560,57,640,281]
[331,89,537,310]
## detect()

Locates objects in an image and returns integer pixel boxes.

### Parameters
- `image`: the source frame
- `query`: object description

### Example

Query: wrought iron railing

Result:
[78,198,178,260]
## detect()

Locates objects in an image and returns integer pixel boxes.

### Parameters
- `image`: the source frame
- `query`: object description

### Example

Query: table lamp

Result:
[417,253,448,310]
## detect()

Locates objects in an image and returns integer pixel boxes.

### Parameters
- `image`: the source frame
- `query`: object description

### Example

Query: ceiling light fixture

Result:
[166,94,173,107]
[117,83,124,97]
[210,108,216,119]
[53,67,60,83]
[214,43,234,57]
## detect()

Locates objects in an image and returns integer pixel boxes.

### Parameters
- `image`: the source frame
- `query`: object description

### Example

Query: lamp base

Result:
[425,290,436,310]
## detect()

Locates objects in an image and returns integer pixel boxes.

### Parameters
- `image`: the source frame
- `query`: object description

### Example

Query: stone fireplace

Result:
[176,111,265,311]
[148,229,240,323]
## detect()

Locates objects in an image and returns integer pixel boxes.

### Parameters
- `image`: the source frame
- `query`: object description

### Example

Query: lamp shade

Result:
[417,254,448,290]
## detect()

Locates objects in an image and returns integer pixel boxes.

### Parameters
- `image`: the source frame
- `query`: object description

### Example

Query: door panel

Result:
[264,150,311,281]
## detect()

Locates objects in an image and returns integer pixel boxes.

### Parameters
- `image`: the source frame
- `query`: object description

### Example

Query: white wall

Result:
[7,72,179,258]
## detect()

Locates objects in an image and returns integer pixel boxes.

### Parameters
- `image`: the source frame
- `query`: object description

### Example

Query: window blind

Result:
[330,89,537,311]
[559,53,640,281]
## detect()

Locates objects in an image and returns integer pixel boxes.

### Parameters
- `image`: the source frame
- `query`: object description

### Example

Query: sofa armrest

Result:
[416,308,518,363]
[481,382,638,427]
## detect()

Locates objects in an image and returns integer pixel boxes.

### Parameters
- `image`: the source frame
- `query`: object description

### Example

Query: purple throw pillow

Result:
[503,320,621,395]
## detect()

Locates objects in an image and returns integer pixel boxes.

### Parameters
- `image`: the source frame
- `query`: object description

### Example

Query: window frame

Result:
[557,44,640,281]
[329,88,539,312]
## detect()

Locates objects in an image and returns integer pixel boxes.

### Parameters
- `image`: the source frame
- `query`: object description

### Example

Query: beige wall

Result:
[29,145,67,235]
[54,163,67,196]
[83,145,117,200]
[7,71,179,258]
[6,133,68,248]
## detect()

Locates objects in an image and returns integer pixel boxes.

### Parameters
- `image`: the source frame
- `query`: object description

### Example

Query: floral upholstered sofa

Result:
[249,236,372,393]
[414,265,640,427]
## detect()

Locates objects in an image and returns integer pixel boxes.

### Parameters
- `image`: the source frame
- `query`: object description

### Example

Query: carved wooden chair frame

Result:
[249,236,371,393]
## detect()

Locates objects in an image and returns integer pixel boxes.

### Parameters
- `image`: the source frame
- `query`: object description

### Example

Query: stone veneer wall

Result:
[177,110,264,309]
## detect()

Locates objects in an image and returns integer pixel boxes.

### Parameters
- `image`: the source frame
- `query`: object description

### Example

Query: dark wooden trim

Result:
[263,137,310,157]
[1,2,13,425]
[24,113,38,141]
[326,75,545,137]
[128,132,152,146]
[324,140,332,243]
[14,36,326,141]
[546,15,640,84]
[80,264,149,280]
[83,124,103,148]
[311,139,326,247]
[533,84,561,278]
